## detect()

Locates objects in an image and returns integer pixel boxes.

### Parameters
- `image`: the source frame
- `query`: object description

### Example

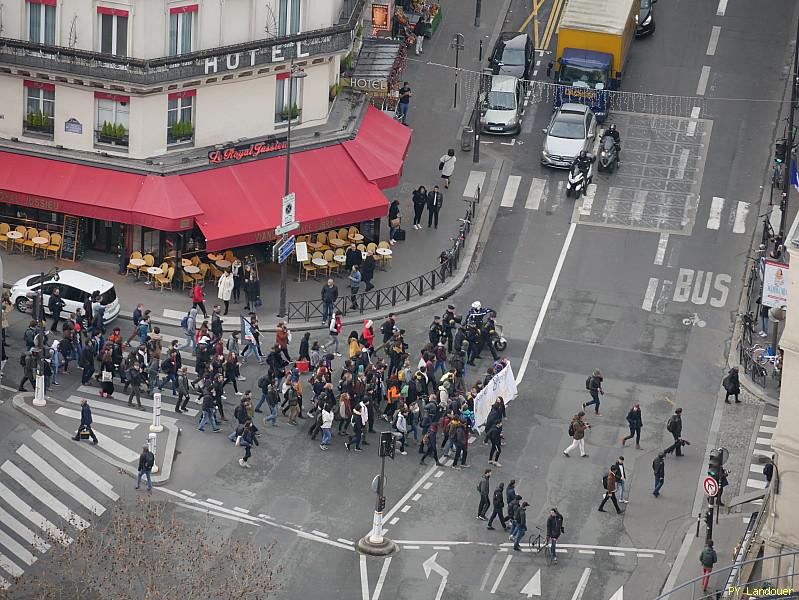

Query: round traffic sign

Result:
[703,476,718,497]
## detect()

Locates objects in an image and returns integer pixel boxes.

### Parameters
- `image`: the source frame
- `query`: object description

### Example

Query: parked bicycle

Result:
[528,527,554,565]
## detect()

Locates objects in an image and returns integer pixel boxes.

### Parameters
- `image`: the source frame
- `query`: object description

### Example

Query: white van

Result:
[9,269,120,324]
[480,74,523,135]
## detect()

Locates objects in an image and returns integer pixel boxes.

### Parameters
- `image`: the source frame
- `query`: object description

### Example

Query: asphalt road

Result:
[0,0,795,597]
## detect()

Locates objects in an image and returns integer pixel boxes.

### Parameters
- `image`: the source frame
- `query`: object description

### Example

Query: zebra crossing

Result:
[743,409,777,502]
[467,169,551,212]
[0,429,121,589]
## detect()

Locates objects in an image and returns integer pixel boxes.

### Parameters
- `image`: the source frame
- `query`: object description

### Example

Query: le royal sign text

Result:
[208,136,288,164]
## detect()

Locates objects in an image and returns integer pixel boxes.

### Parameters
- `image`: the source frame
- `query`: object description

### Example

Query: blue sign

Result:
[278,236,296,263]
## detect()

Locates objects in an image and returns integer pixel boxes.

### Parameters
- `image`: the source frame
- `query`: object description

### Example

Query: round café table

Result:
[145,266,163,285]
[311,257,328,279]
[215,259,232,269]
[207,253,223,261]
[329,238,347,248]
[128,257,146,279]
[333,255,346,264]
[181,258,193,267]
[376,246,393,269]
[32,236,49,259]
[348,233,364,242]
[6,230,23,253]
[184,265,200,274]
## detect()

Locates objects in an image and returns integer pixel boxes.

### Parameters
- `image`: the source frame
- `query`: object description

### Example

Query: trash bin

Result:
[461,126,474,152]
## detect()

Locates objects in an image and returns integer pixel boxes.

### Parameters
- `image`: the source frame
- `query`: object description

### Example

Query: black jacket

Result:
[361,255,376,280]
[653,456,665,478]
[321,284,339,303]
[427,190,443,211]
[492,486,505,508]
[80,403,93,427]
[138,450,154,472]
[626,407,643,429]
[516,507,527,531]
[412,190,427,212]
[388,202,400,222]
[201,395,215,413]
[48,294,65,318]
[546,513,564,538]
[667,414,682,437]
[345,248,363,271]
[486,426,502,446]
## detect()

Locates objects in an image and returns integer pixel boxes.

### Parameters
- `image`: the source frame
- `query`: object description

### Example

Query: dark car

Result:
[635,0,656,37]
[489,32,534,79]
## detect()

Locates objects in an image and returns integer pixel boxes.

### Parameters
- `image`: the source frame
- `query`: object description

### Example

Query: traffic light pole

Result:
[357,431,398,556]
[369,452,388,545]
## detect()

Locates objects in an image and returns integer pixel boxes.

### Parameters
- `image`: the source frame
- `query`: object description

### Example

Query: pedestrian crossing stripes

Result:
[463,170,487,200]
[0,430,121,589]
[704,197,749,233]
[500,175,522,208]
[487,171,547,211]
[743,408,777,501]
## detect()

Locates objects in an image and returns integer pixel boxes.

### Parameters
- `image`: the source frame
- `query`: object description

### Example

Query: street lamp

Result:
[451,33,464,109]
[278,64,307,319]
[33,267,59,406]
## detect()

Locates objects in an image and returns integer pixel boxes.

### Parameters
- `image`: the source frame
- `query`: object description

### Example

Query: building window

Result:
[169,6,197,55]
[23,81,55,136]
[167,91,195,145]
[95,93,129,148]
[275,76,301,123]
[278,0,301,35]
[27,0,56,45]
[98,9,128,56]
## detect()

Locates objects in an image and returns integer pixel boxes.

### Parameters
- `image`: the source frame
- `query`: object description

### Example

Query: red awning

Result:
[0,151,201,230]
[343,105,412,189]
[182,144,389,251]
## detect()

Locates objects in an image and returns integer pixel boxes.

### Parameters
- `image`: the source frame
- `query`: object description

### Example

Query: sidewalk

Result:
[13,389,179,484]
[0,0,511,333]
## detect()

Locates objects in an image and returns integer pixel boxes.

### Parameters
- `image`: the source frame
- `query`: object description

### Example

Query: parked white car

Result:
[9,270,120,324]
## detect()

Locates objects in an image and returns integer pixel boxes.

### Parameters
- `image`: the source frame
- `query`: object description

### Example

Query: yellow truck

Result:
[548,0,639,122]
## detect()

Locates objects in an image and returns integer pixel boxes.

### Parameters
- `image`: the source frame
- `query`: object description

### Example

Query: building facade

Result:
[0,0,350,158]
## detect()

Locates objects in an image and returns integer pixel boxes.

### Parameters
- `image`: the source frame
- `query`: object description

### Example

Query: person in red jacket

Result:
[362,320,375,349]
[192,283,208,319]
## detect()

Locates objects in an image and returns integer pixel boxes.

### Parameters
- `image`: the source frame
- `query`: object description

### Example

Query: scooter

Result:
[490,323,508,352]
[597,135,619,173]
[565,158,593,198]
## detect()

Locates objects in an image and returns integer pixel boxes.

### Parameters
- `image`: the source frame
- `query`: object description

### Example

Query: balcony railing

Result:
[0,0,365,86]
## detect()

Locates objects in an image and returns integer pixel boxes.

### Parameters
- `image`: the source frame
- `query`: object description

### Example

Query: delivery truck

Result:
[547,0,639,122]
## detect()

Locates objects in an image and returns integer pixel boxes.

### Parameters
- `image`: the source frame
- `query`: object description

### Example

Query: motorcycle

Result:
[597,135,618,173]
[565,158,593,198]
[489,323,508,352]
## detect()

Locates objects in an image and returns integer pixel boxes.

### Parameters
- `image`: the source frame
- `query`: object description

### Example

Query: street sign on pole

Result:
[278,235,296,264]
[703,476,718,497]
[275,221,300,236]
[282,192,296,227]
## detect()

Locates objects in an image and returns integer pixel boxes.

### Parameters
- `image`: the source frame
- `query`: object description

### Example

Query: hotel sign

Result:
[208,136,288,164]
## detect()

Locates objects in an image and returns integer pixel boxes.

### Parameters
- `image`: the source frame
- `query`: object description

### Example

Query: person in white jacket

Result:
[395,407,409,455]
[439,148,456,189]
[217,270,235,315]
[320,405,334,450]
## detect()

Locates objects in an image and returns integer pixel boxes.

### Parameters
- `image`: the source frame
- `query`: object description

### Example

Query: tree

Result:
[7,498,281,600]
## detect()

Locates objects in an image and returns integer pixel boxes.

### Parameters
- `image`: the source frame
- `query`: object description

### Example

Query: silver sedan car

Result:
[541,103,598,168]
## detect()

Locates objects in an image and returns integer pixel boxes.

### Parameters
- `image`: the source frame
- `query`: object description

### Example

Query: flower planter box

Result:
[167,133,194,145]
[23,122,54,136]
[95,132,129,147]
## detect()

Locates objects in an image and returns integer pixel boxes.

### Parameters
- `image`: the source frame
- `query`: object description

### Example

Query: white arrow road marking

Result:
[570,568,592,600]
[490,555,512,593]
[608,585,624,600]
[520,569,542,597]
[423,552,449,600]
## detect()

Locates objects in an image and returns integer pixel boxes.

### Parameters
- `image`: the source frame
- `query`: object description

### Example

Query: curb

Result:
[12,392,178,484]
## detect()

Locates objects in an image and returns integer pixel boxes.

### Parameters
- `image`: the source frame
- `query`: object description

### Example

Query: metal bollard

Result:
[150,392,164,433]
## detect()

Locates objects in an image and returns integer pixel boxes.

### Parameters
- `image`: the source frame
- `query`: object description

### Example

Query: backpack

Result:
[257,375,270,391]
[722,375,732,391]
[666,417,673,432]
[568,421,575,437]
[144,452,155,470]
[24,328,35,347]
[585,376,592,390]
[20,353,26,367]
[180,314,190,330]
[602,471,609,489]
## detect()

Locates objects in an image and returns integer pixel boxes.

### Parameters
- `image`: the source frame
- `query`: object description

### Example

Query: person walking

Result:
[621,403,643,448]
[320,403,334,450]
[135,445,154,492]
[699,540,718,592]
[238,421,258,468]
[598,466,624,514]
[182,307,197,352]
[563,411,590,457]
[438,149,456,189]
[175,366,190,412]
[345,242,363,273]
[388,199,402,245]
[476,469,492,521]
[546,508,564,563]
[611,456,628,503]
[396,82,411,125]
[512,502,529,551]
[231,258,243,303]
[198,392,221,432]
[48,287,65,332]
[348,265,361,310]
[652,452,665,497]
[326,310,342,356]
[413,17,425,54]
[191,283,208,319]
[664,407,685,457]
[361,250,377,291]
[722,367,741,404]
[427,185,444,229]
[72,398,99,444]
[411,186,427,229]
[321,279,339,325]
[763,454,775,487]
[127,363,144,409]
[217,270,234,315]
[286,381,300,425]
[487,421,503,467]
[583,368,604,415]
[486,482,509,531]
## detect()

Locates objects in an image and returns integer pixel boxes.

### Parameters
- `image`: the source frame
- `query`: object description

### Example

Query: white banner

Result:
[762,260,789,308]
[473,363,518,429]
